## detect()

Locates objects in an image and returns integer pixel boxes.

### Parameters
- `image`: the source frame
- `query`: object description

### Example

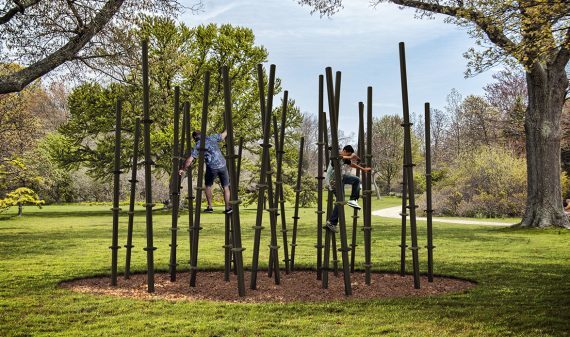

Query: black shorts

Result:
[205,166,230,187]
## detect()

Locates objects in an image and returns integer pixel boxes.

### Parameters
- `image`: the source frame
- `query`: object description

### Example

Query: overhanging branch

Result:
[0,0,126,94]
[0,0,42,25]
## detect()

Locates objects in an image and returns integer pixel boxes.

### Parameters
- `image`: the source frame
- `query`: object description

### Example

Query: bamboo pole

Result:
[425,102,435,282]
[350,103,364,273]
[325,67,352,296]
[399,42,421,289]
[315,75,324,280]
[189,71,210,287]
[276,92,290,273]
[141,40,156,293]
[290,136,304,271]
[250,64,277,289]
[182,103,194,281]
[364,87,373,285]
[110,100,122,286]
[221,66,246,296]
[169,86,181,282]
[124,118,140,279]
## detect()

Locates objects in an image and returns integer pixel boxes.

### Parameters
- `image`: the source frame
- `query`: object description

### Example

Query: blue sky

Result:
[180,0,498,137]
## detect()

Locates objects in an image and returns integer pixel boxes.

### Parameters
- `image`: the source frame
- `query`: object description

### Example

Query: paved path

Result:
[372,206,515,227]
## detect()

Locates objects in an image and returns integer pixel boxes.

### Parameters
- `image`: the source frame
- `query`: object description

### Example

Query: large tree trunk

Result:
[520,64,570,228]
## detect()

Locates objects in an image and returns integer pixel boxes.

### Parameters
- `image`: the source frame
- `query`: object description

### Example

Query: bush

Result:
[427,147,527,218]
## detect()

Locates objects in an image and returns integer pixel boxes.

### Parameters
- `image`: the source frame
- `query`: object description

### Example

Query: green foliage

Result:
[299,174,318,207]
[58,18,270,179]
[429,146,527,218]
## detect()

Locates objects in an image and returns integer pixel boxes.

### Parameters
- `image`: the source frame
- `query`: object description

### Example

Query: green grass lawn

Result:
[0,197,569,336]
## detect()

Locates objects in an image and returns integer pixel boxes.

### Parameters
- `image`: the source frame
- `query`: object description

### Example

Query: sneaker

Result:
[326,221,338,233]
[347,200,361,210]
[203,207,214,213]
[224,208,233,214]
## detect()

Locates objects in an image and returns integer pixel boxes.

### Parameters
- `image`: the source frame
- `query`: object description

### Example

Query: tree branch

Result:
[388,0,518,56]
[0,0,126,94]
[553,27,570,71]
[0,0,41,25]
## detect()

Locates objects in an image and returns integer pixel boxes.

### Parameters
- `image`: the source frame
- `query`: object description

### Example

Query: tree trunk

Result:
[17,203,22,217]
[520,64,570,228]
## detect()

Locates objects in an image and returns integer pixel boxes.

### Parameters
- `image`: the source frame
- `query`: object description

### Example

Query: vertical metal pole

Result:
[350,103,364,273]
[399,162,408,276]
[251,64,278,289]
[236,137,244,187]
[182,103,194,280]
[265,66,281,284]
[178,99,187,194]
[190,71,210,287]
[141,40,156,293]
[290,137,304,271]
[222,66,246,296]
[315,75,324,280]
[110,100,122,286]
[124,118,140,279]
[425,102,435,282]
[325,67,352,296]
[399,42,421,289]
[277,92,290,273]
[269,116,279,277]
[169,86,181,282]
[364,88,373,285]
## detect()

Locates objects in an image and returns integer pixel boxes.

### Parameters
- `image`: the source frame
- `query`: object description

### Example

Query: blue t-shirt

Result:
[191,134,226,169]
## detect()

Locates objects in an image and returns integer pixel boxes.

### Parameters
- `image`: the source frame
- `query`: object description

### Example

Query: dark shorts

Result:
[205,166,230,187]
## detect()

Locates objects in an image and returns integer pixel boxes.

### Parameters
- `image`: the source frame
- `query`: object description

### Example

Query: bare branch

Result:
[0,0,41,25]
[0,0,126,94]
[388,0,518,55]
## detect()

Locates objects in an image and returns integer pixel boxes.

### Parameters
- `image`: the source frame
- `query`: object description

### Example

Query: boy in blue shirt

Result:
[179,130,232,214]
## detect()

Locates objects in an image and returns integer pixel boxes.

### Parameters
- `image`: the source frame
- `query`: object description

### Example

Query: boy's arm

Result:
[220,129,227,141]
[178,156,195,175]
[350,162,371,171]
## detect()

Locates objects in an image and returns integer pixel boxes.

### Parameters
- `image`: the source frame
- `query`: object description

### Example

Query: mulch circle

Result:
[60,270,475,303]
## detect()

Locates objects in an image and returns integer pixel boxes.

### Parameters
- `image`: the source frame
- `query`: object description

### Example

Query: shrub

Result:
[428,147,526,218]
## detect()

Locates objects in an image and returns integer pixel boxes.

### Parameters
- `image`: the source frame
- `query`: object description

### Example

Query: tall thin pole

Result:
[222,66,246,296]
[141,40,156,293]
[276,92,290,273]
[315,75,324,280]
[399,163,408,276]
[350,102,364,273]
[190,71,210,287]
[325,67,352,296]
[265,66,281,284]
[182,103,194,282]
[110,100,122,286]
[364,87,373,285]
[290,136,304,271]
[124,118,141,279]
[236,137,244,187]
[169,86,181,282]
[250,64,277,289]
[425,102,435,282]
[399,42,421,289]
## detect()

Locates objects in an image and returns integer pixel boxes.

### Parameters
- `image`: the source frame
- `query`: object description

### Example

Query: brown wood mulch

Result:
[60,270,475,303]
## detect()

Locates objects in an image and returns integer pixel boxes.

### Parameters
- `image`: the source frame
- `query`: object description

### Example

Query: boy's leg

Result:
[218,167,232,212]
[327,189,339,232]
[204,166,215,210]
[205,186,213,208]
[343,175,361,200]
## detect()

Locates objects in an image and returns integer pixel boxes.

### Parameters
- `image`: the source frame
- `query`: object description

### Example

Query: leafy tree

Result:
[0,0,198,94]
[57,19,270,179]
[300,0,570,228]
[0,158,44,216]
[371,114,421,194]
